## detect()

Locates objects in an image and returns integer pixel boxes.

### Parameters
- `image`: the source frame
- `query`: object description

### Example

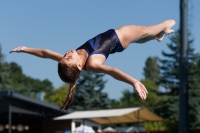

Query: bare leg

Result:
[115,20,175,48]
[136,28,174,43]
[134,36,154,43]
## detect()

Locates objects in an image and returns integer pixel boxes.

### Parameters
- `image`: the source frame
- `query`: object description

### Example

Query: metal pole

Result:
[179,0,189,132]
[82,119,85,133]
[137,110,140,133]
[8,104,12,133]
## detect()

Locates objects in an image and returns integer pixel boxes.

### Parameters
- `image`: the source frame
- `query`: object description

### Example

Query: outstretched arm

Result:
[10,46,63,62]
[90,64,148,100]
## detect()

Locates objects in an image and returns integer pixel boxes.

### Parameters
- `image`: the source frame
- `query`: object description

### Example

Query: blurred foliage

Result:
[159,30,200,129]
[0,44,8,90]
[111,78,168,131]
[0,44,59,101]
[71,70,111,110]
[4,61,54,99]
[48,84,69,106]
[113,79,165,109]
[45,71,111,110]
[144,121,166,131]
[143,57,160,84]
[111,56,163,108]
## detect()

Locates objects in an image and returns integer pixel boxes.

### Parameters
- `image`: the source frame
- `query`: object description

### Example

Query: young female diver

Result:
[10,19,176,110]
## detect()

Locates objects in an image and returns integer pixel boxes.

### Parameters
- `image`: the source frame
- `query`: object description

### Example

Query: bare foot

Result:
[156,29,174,42]
[156,20,176,42]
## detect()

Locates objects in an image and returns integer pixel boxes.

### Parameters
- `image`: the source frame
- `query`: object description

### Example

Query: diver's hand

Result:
[9,46,27,53]
[133,81,148,100]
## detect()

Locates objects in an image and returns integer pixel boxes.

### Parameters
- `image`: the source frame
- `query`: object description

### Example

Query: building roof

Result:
[54,107,163,124]
[0,90,67,117]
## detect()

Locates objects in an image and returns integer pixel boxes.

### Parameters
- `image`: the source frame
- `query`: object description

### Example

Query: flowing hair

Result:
[59,82,76,110]
[58,62,81,110]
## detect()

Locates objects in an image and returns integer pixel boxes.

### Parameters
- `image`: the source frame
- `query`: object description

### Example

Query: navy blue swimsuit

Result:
[76,29,125,69]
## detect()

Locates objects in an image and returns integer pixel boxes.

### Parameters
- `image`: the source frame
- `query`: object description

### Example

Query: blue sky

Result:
[0,1,200,100]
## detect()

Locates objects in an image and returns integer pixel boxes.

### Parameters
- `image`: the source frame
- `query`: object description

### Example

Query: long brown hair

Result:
[59,82,76,110]
[58,62,81,110]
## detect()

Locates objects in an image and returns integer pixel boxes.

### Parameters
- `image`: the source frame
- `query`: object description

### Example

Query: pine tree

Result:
[143,57,160,83]
[71,71,111,110]
[188,55,200,128]
[159,30,200,129]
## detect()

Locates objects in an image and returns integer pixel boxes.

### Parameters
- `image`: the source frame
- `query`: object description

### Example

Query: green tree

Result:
[120,89,133,107]
[123,79,165,109]
[111,79,167,131]
[0,44,5,90]
[110,88,134,108]
[143,57,160,83]
[71,71,111,110]
[144,121,166,131]
[0,44,11,90]
[112,79,165,109]
[1,44,55,98]
[3,61,54,99]
[48,84,69,106]
[159,30,200,129]
[188,55,200,127]
[111,55,167,130]
[114,56,165,111]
